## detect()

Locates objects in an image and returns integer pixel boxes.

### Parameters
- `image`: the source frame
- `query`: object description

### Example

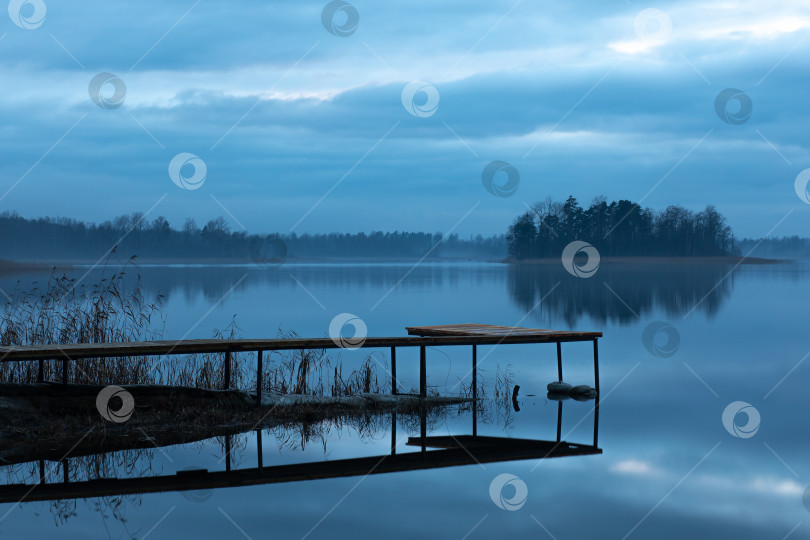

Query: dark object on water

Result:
[547,381,572,393]
[569,385,598,401]
[512,385,520,412]
[546,382,597,401]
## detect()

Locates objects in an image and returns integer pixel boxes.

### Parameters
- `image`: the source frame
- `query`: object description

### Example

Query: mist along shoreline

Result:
[0,259,56,274]
[0,255,794,271]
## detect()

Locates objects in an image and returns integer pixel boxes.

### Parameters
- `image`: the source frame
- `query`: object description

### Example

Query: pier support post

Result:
[61,358,67,385]
[420,409,426,455]
[556,342,563,382]
[472,345,477,437]
[419,346,426,398]
[556,401,563,442]
[37,359,43,383]
[593,395,600,447]
[390,347,397,395]
[257,429,263,469]
[593,338,600,394]
[223,351,231,390]
[256,351,262,406]
[391,412,397,455]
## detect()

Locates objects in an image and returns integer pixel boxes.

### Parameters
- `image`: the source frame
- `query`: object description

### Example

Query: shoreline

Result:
[0,255,793,270]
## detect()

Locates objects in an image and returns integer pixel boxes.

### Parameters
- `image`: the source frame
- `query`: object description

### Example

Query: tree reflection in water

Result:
[507,262,738,325]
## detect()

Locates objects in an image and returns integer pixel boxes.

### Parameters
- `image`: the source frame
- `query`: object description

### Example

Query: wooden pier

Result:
[0,323,602,401]
[0,324,603,503]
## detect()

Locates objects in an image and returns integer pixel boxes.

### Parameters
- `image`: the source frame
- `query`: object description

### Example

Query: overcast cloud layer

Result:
[1,0,809,237]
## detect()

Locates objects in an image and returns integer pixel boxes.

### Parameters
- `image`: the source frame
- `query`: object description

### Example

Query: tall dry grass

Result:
[0,263,385,396]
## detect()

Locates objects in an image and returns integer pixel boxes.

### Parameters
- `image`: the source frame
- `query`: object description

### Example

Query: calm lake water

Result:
[1,260,809,539]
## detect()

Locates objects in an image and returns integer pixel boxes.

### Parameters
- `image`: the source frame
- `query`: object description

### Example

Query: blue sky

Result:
[1,0,809,238]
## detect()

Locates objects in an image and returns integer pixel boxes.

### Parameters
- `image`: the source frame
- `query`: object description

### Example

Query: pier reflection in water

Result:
[0,397,600,504]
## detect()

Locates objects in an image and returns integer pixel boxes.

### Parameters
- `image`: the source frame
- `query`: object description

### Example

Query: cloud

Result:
[610,459,660,475]
[1,0,809,236]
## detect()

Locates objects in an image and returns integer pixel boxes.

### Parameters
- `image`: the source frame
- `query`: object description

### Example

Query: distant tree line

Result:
[0,212,506,262]
[507,196,736,259]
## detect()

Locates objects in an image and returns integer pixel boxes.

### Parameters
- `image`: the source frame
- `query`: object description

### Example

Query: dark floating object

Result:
[512,385,520,412]
[569,386,598,401]
[547,381,572,393]
[569,385,598,401]
[546,382,597,401]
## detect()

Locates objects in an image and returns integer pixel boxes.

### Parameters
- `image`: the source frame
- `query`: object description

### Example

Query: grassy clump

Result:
[0,262,385,396]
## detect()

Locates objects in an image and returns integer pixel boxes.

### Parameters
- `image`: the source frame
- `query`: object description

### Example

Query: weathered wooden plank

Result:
[0,331,602,363]
[405,434,564,449]
[406,323,599,338]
